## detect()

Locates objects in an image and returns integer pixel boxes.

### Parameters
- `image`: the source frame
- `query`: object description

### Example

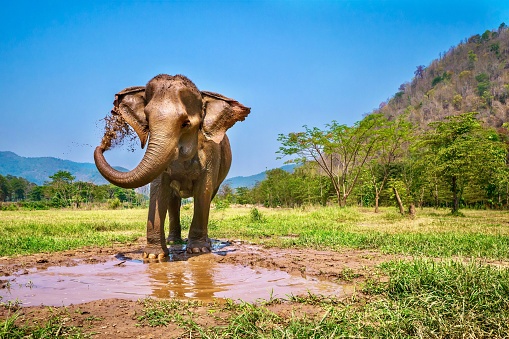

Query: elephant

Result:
[94,74,250,258]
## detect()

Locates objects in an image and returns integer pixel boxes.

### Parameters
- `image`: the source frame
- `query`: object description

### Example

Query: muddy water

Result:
[1,253,344,307]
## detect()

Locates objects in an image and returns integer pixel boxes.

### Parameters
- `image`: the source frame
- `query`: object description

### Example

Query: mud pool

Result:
[1,243,345,306]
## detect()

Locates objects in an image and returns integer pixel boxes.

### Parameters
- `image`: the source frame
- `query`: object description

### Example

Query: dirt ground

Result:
[0,239,401,338]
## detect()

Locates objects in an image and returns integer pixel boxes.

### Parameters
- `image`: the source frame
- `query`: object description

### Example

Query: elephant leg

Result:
[167,191,183,244]
[143,174,170,259]
[187,187,213,254]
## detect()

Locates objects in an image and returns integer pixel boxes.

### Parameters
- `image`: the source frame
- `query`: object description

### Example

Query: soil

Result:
[0,239,401,338]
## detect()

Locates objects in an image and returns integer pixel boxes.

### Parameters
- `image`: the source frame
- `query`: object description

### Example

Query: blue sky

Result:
[1,1,508,179]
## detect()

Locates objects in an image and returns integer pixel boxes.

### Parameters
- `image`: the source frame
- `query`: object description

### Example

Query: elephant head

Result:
[94,74,250,188]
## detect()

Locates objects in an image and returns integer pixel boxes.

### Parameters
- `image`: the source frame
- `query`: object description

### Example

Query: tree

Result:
[251,168,300,207]
[414,65,426,79]
[0,175,34,202]
[9,176,30,201]
[278,114,384,207]
[365,114,414,212]
[421,112,507,214]
[0,175,10,202]
[234,186,252,205]
[30,185,46,201]
[47,170,76,207]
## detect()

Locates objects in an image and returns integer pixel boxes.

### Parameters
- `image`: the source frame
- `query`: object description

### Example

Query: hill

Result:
[0,151,127,185]
[224,164,296,189]
[377,23,509,130]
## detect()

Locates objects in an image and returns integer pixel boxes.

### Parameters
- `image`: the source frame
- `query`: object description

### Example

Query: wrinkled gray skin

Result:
[94,74,250,258]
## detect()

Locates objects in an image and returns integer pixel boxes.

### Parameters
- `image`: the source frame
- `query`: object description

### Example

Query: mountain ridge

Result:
[223,164,296,189]
[0,151,127,185]
[0,151,291,188]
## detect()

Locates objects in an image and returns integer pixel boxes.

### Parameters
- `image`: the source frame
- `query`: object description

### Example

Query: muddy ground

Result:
[0,239,402,338]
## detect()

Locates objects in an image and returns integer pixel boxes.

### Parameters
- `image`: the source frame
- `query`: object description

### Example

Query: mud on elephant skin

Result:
[94,74,250,258]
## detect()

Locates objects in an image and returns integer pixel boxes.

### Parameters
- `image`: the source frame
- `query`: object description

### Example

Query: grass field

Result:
[1,206,509,338]
[1,206,509,259]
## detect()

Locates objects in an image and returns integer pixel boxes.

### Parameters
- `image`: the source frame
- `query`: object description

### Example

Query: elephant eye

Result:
[181,119,191,128]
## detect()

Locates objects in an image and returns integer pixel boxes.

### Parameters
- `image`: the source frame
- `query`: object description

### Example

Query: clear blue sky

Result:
[1,1,508,178]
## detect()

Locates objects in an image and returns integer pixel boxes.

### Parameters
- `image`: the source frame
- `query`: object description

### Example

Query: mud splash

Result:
[1,245,345,307]
[100,109,137,151]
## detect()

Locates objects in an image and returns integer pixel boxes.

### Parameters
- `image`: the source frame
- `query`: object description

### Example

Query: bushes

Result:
[0,201,51,211]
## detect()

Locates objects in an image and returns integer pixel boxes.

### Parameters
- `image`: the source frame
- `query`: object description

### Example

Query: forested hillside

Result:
[379,23,509,128]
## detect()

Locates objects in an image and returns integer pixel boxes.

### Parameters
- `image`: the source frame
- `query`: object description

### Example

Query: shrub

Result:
[250,207,265,222]
[108,198,121,209]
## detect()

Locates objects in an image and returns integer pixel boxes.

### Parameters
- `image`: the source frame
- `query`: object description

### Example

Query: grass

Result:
[1,206,509,259]
[209,206,509,259]
[1,312,89,338]
[0,209,145,256]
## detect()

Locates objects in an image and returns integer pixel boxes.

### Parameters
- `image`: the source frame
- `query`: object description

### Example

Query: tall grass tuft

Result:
[363,259,509,337]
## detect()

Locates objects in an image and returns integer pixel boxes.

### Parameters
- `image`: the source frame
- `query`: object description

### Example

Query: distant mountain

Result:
[1,150,295,188]
[0,151,127,185]
[224,164,296,189]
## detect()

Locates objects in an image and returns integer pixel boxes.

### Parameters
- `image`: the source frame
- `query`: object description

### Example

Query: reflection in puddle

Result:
[1,247,344,307]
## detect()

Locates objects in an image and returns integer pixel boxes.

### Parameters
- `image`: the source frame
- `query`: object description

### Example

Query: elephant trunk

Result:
[94,125,179,189]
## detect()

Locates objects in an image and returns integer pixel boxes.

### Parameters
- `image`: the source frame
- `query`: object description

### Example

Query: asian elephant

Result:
[94,74,250,258]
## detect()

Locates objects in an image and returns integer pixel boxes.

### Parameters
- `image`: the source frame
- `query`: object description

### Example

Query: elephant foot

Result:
[143,246,169,260]
[186,238,211,254]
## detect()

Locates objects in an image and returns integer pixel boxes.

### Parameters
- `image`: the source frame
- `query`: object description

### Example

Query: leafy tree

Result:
[365,115,414,212]
[420,113,507,214]
[467,50,478,69]
[47,170,76,207]
[29,185,46,201]
[248,165,330,208]
[0,175,10,202]
[251,169,300,207]
[0,174,34,202]
[278,114,384,207]
[9,176,30,201]
[214,183,234,208]
[475,73,491,96]
[234,186,252,205]
[481,30,492,42]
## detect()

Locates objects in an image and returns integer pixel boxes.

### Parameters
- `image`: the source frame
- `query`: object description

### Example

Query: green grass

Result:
[1,206,509,258]
[0,209,145,256]
[1,312,89,338]
[208,206,509,259]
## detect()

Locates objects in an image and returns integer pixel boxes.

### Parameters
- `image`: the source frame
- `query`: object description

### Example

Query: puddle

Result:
[0,243,345,307]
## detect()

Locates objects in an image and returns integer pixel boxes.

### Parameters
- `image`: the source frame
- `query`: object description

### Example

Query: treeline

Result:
[216,112,509,215]
[0,170,147,210]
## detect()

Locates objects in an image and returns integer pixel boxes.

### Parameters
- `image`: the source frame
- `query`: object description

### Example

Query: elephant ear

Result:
[201,91,250,143]
[112,86,149,148]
